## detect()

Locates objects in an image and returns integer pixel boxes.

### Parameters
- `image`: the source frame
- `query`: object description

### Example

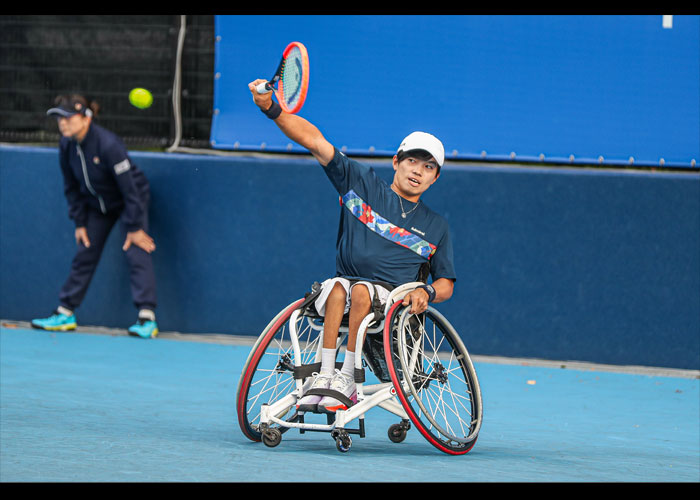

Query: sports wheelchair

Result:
[236,281,483,455]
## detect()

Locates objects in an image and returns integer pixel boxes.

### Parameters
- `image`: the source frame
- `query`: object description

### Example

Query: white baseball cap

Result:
[397,131,445,167]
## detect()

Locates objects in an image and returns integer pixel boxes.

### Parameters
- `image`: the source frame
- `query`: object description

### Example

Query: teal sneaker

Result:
[128,319,158,339]
[31,311,77,331]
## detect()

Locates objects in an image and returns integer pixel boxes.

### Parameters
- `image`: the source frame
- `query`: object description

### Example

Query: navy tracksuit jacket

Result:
[57,123,157,312]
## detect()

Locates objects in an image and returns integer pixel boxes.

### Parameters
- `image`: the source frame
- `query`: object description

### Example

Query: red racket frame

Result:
[277,41,309,114]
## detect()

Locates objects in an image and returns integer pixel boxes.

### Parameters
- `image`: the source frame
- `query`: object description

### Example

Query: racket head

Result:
[276,41,309,114]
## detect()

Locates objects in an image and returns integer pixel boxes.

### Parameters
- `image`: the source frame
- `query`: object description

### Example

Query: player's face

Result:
[57,113,90,141]
[392,155,440,202]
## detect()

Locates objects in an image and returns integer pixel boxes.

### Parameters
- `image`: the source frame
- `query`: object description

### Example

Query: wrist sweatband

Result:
[417,284,436,302]
[261,100,282,119]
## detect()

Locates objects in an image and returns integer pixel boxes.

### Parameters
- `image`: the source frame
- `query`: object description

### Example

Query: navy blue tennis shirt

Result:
[322,148,456,287]
[58,123,149,232]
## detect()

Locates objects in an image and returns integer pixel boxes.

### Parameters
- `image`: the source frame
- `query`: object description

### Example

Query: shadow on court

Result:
[1,325,698,482]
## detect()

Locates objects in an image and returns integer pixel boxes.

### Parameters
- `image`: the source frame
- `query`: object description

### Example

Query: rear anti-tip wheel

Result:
[262,428,282,448]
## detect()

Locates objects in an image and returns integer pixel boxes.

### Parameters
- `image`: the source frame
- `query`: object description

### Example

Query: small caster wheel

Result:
[388,423,407,443]
[332,429,352,453]
[335,434,352,453]
[262,428,282,448]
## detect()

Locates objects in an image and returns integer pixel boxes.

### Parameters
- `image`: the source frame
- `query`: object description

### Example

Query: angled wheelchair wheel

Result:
[383,302,483,455]
[236,298,324,442]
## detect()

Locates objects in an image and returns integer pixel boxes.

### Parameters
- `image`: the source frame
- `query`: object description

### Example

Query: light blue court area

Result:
[1,325,698,482]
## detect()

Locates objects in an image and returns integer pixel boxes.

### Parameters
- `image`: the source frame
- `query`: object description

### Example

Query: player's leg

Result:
[297,280,347,410]
[319,283,373,412]
[322,280,347,350]
[346,283,372,353]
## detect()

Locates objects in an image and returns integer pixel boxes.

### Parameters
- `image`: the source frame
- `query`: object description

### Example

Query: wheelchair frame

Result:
[236,282,483,454]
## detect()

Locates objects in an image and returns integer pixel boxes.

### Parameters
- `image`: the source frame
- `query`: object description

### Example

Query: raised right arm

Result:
[248,79,335,166]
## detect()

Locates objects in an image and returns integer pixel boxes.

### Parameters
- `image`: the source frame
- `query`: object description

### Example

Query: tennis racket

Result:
[255,41,309,114]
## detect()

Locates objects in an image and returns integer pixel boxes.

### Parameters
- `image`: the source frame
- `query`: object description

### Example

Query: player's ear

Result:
[392,155,399,171]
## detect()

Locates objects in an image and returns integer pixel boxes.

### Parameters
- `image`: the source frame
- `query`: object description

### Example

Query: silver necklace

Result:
[397,193,420,218]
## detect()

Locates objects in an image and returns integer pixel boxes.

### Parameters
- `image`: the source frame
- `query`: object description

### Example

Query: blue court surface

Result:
[1,323,698,483]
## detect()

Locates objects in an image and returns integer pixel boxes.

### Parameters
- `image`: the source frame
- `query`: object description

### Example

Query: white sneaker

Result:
[296,372,333,411]
[319,370,357,413]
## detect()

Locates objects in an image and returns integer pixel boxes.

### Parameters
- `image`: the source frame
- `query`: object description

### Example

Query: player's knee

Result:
[350,284,371,310]
[327,281,347,304]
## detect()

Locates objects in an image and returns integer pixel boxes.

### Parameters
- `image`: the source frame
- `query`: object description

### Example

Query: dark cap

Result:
[47,96,92,118]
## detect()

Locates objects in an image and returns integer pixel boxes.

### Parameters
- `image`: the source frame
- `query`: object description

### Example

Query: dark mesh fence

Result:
[0,15,214,149]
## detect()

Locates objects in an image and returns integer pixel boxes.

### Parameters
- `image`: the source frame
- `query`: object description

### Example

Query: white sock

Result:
[321,348,336,375]
[138,309,156,321]
[57,306,73,316]
[341,350,356,378]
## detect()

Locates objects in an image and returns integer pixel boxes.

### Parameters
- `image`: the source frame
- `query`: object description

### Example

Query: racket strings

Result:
[280,47,304,108]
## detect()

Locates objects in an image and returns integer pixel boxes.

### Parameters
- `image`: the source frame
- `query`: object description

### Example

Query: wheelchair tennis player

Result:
[249,79,456,414]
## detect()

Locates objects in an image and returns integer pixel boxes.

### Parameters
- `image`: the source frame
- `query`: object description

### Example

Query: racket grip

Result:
[255,81,272,94]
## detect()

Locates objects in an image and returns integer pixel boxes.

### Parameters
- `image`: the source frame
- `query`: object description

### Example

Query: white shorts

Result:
[314,277,392,317]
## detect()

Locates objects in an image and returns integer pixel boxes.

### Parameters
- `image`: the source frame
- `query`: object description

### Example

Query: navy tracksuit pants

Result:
[58,197,157,313]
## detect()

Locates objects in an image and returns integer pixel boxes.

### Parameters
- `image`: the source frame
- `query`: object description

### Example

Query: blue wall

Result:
[1,145,698,369]
[212,15,699,168]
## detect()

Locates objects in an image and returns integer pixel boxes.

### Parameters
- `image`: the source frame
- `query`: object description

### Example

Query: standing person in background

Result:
[31,94,159,338]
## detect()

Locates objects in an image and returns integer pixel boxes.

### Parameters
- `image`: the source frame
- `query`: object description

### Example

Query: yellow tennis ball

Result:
[129,88,153,109]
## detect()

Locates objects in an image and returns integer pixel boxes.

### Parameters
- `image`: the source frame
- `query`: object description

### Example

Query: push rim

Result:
[383,301,482,455]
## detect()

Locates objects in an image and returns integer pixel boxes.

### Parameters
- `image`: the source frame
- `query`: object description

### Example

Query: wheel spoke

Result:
[389,305,482,453]
[237,301,323,440]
